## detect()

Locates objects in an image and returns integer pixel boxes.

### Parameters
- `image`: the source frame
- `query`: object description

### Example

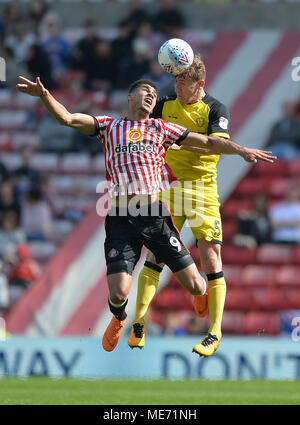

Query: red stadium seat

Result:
[220,199,253,219]
[151,288,193,311]
[223,265,243,287]
[225,288,254,311]
[243,312,280,335]
[263,177,289,198]
[241,265,276,287]
[222,245,257,265]
[256,244,294,265]
[275,266,300,287]
[293,245,300,263]
[222,220,237,242]
[253,288,288,311]
[288,158,300,176]
[221,311,246,334]
[234,178,261,197]
[250,160,288,177]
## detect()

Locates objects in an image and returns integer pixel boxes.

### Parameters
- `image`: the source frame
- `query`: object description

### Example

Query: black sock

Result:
[108,298,128,321]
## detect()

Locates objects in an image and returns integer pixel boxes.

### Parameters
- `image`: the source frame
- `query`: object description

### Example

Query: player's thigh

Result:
[197,238,222,274]
[142,210,194,274]
[104,214,142,276]
[107,272,133,303]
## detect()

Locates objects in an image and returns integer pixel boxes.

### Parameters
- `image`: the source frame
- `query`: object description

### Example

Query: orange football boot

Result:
[102,315,126,352]
[193,293,208,318]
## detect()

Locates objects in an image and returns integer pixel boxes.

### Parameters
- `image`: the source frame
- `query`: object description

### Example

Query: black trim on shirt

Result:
[175,129,190,146]
[89,116,100,136]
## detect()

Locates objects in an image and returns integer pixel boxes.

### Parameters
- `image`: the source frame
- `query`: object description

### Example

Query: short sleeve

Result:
[162,120,189,148]
[208,102,230,139]
[93,115,112,137]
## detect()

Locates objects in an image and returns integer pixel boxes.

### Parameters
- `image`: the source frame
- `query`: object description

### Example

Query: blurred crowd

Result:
[0,0,190,97]
[233,98,300,249]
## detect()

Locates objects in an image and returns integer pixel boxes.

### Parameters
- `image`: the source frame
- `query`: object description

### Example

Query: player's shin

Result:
[133,261,162,325]
[207,272,226,341]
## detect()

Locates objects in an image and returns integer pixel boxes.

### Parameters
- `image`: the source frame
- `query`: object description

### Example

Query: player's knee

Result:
[187,271,206,296]
[110,291,127,305]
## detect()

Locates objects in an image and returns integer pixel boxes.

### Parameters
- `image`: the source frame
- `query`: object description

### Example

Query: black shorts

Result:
[104,201,194,276]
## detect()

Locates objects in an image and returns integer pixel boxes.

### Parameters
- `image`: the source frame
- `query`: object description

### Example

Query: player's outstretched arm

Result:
[16,76,96,135]
[180,132,276,163]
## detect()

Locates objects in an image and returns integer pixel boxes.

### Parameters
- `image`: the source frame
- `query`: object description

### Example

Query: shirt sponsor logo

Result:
[219,116,228,130]
[115,142,157,154]
[127,129,143,142]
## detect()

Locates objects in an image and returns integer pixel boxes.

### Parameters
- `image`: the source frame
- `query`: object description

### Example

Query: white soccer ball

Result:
[158,38,194,76]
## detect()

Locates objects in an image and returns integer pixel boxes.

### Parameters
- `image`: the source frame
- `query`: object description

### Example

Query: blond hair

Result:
[180,54,206,81]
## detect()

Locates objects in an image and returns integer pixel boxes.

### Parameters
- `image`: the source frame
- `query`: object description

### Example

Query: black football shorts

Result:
[104,201,194,275]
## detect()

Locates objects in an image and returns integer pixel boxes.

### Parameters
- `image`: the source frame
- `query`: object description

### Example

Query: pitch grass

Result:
[0,378,299,405]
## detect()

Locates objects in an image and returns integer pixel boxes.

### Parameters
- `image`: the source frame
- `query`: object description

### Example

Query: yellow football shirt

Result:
[152,94,230,190]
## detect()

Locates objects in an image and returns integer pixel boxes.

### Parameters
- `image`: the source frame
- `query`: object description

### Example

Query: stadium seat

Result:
[288,158,300,176]
[234,178,261,197]
[243,312,280,335]
[31,153,59,173]
[222,219,237,241]
[91,154,106,174]
[250,160,288,177]
[256,244,294,265]
[222,265,243,287]
[28,241,56,262]
[12,132,40,150]
[60,153,91,174]
[275,266,300,287]
[220,199,253,219]
[241,265,276,287]
[253,288,288,311]
[262,177,289,198]
[225,288,254,311]
[152,288,193,311]
[0,152,22,170]
[221,245,257,265]
[293,245,300,263]
[0,132,12,151]
[221,311,246,334]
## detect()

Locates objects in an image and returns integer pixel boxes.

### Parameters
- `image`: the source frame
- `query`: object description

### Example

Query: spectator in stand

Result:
[86,40,116,92]
[233,193,271,248]
[269,183,300,244]
[142,59,174,97]
[0,158,10,183]
[112,20,134,89]
[20,187,52,241]
[4,22,36,66]
[40,20,71,81]
[13,146,41,200]
[0,211,26,257]
[26,43,54,90]
[0,180,21,224]
[71,19,100,74]
[9,243,41,306]
[152,0,185,38]
[28,0,48,34]
[185,315,208,336]
[267,101,300,161]
[161,311,187,336]
[125,0,151,34]
[3,1,23,37]
[120,37,151,87]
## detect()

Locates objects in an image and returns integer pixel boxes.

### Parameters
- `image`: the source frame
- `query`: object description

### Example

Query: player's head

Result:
[174,54,206,105]
[128,79,158,115]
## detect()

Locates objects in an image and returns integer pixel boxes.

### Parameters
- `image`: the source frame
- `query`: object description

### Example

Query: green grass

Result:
[0,378,299,405]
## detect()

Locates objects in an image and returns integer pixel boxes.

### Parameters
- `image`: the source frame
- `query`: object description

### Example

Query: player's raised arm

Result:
[180,132,277,163]
[16,76,96,135]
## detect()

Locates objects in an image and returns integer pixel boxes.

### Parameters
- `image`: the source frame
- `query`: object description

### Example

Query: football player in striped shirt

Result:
[16,76,275,353]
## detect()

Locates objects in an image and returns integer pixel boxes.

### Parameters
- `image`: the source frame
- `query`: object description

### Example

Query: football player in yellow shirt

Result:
[128,55,231,356]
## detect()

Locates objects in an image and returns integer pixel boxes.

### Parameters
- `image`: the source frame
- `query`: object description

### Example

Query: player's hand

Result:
[168,144,182,151]
[241,148,277,163]
[16,76,46,97]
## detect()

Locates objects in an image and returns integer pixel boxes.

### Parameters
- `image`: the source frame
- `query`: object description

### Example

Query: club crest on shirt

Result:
[146,124,159,134]
[196,117,205,128]
[127,129,143,142]
[108,248,119,258]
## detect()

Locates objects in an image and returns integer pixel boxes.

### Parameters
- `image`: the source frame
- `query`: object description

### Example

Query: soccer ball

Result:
[158,38,194,76]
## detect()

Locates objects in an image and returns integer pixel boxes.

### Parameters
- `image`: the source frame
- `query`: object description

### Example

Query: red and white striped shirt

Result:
[94,116,189,197]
